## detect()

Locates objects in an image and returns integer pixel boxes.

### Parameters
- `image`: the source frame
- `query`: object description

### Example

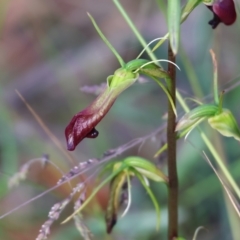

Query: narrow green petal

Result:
[124,156,168,183]
[87,13,125,67]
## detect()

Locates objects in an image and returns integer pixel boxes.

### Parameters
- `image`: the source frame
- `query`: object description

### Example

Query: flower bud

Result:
[205,0,237,28]
[65,68,138,151]
[208,109,240,140]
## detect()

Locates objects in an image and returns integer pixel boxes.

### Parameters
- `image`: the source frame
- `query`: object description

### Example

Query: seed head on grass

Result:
[8,155,49,188]
[36,183,86,240]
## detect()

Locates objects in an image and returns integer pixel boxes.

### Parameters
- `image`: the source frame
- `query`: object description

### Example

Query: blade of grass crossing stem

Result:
[168,0,181,55]
[153,0,202,52]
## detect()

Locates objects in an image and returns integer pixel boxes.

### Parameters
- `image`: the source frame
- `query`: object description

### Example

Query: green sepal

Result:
[107,68,138,89]
[153,0,202,51]
[176,104,218,132]
[123,156,168,183]
[125,58,169,79]
[125,59,150,71]
[139,66,169,79]
[105,172,127,233]
[208,109,240,141]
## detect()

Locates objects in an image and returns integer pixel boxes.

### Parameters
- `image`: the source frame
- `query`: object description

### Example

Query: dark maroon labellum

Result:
[207,0,237,29]
[65,94,115,151]
[65,111,102,151]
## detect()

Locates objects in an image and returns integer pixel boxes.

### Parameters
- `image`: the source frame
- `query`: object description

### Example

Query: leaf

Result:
[181,0,203,22]
[209,49,219,105]
[167,0,181,55]
[152,0,202,52]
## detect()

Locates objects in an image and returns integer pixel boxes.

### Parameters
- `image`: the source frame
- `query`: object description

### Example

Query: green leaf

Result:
[138,62,169,79]
[181,0,203,22]
[167,0,181,55]
[125,59,150,71]
[153,0,202,52]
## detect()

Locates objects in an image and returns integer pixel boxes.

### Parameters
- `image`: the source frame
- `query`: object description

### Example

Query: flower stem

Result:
[167,43,178,239]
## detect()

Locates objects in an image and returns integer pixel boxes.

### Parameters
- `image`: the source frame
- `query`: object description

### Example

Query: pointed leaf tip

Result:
[168,0,181,55]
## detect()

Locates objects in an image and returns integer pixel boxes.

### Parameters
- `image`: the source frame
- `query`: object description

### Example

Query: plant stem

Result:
[167,43,178,240]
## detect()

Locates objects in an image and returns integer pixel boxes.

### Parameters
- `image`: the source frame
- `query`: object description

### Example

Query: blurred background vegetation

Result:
[0,0,240,239]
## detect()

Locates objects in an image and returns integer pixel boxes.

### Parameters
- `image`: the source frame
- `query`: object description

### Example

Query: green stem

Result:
[167,43,178,239]
[87,13,125,67]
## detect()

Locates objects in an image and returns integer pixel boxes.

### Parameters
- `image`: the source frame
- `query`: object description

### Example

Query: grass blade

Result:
[167,0,181,55]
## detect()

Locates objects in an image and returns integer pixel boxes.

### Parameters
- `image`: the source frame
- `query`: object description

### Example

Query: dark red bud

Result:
[207,0,236,29]
[65,91,115,151]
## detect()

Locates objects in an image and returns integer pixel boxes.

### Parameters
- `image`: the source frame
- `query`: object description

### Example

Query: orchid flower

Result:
[65,57,171,151]
[65,68,139,151]
[65,14,172,151]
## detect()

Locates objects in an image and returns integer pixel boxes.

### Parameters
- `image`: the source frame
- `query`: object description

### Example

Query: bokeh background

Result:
[0,0,240,239]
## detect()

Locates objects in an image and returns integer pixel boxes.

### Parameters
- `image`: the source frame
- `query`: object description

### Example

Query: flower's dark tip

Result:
[106,216,117,234]
[86,128,99,138]
[207,0,237,29]
[208,12,221,29]
[66,135,76,151]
